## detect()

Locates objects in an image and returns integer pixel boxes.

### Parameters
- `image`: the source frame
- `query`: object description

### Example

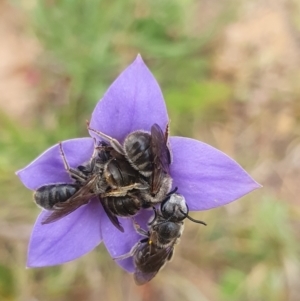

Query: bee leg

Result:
[88,127,125,155]
[163,122,170,140]
[113,240,144,261]
[91,137,99,157]
[59,142,88,182]
[132,218,149,237]
[103,183,149,197]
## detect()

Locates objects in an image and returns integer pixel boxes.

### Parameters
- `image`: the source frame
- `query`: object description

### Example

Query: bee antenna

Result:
[148,207,158,226]
[186,214,207,226]
[162,187,179,204]
[179,209,207,226]
[167,187,178,196]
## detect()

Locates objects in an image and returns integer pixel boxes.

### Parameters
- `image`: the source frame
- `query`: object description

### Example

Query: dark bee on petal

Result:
[100,152,149,231]
[115,189,206,285]
[88,123,173,207]
[34,141,111,224]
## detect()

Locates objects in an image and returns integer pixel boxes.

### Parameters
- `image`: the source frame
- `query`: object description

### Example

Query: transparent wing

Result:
[100,199,124,232]
[42,177,98,224]
[134,244,173,285]
[150,124,171,195]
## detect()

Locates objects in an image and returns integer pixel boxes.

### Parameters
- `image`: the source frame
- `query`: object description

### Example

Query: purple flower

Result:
[16,55,260,272]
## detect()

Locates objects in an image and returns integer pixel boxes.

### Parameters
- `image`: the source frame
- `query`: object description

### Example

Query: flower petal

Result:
[89,55,168,142]
[170,137,261,211]
[101,207,153,273]
[16,138,94,190]
[27,198,102,267]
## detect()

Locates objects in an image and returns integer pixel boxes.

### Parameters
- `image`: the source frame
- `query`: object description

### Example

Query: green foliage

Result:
[165,81,232,114]
[217,197,300,301]
[220,268,246,300]
[28,0,222,131]
[0,265,14,300]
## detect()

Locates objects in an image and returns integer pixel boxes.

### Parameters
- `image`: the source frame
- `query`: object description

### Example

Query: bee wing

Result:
[134,270,159,286]
[100,199,124,232]
[42,178,98,224]
[150,124,171,194]
[134,245,173,285]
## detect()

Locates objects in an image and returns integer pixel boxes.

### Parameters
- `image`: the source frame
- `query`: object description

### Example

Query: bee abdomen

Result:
[34,184,79,210]
[124,133,153,176]
[105,159,140,188]
[103,195,141,216]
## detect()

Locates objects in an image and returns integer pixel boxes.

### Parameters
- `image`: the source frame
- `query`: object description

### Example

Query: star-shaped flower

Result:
[16,55,260,272]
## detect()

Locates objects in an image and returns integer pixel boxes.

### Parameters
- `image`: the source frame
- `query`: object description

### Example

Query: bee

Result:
[99,151,150,231]
[34,142,111,222]
[88,123,173,207]
[115,189,206,285]
[35,141,149,232]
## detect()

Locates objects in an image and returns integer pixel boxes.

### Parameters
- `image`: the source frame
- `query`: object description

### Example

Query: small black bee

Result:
[115,189,206,285]
[88,123,173,207]
[35,141,149,232]
[99,151,149,231]
[34,142,111,223]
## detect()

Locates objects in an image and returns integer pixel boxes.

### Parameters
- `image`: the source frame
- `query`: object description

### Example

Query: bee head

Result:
[160,189,207,226]
[160,193,188,222]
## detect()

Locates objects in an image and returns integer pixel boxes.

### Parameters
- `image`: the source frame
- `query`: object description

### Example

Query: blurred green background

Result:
[1,0,300,300]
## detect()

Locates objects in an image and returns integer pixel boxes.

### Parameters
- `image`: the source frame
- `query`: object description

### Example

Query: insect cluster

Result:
[34,123,206,285]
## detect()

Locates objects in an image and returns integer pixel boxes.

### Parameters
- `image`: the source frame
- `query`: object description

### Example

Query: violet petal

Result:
[27,198,102,267]
[89,55,168,142]
[101,207,153,273]
[170,137,261,210]
[16,138,94,190]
